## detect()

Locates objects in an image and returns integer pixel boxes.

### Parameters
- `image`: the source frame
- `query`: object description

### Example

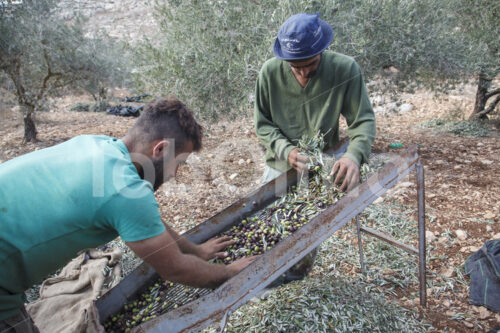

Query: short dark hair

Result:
[131,97,203,152]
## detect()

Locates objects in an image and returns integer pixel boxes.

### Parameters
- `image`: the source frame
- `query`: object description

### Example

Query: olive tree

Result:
[136,0,495,121]
[0,0,130,142]
[454,0,499,120]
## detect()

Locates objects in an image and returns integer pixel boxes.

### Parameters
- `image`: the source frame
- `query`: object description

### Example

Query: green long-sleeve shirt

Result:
[254,51,376,171]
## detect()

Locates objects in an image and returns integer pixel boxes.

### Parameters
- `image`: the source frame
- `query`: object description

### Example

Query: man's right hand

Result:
[127,231,259,289]
[227,256,259,275]
[288,147,309,172]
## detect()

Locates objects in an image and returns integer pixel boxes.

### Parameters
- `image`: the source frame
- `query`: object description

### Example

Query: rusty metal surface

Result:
[360,226,419,255]
[133,145,420,333]
[416,158,427,307]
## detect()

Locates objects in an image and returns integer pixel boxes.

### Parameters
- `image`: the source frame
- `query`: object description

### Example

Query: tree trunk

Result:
[23,110,38,142]
[469,73,491,120]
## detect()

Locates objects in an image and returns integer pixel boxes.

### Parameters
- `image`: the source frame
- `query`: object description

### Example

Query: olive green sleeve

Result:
[340,62,376,166]
[254,69,295,164]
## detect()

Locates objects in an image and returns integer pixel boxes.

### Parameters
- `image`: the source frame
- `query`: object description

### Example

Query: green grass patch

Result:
[420,118,490,137]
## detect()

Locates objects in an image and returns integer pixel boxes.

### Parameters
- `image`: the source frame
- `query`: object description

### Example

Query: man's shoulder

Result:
[260,57,283,74]
[323,51,358,69]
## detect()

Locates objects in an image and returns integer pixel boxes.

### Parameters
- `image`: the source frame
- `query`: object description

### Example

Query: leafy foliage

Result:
[135,0,493,121]
[134,0,337,120]
[420,118,491,137]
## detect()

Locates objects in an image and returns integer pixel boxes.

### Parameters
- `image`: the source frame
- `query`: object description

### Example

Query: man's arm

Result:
[254,68,296,166]
[330,61,376,191]
[126,230,256,289]
[164,223,235,260]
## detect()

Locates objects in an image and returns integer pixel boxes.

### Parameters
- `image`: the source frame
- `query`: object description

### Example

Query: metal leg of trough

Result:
[218,310,232,333]
[416,158,427,307]
[355,214,366,275]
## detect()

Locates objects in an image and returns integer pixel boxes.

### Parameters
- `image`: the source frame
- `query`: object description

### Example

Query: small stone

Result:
[173,215,181,221]
[463,246,480,253]
[212,177,225,186]
[238,159,246,165]
[486,225,492,232]
[442,299,451,307]
[246,159,252,164]
[493,232,500,239]
[438,237,448,244]
[387,102,398,111]
[399,103,414,113]
[229,173,238,180]
[476,142,484,146]
[372,95,385,105]
[483,211,496,219]
[478,306,490,319]
[481,160,494,165]
[207,154,214,158]
[426,231,436,242]
[455,229,467,240]
[373,197,384,204]
[373,106,386,113]
[463,321,474,328]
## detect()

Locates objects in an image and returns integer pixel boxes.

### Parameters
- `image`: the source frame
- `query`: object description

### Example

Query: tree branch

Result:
[475,94,500,117]
[485,88,500,99]
[36,48,63,104]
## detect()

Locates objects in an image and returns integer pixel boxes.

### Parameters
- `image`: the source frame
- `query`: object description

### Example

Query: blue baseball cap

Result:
[273,13,334,61]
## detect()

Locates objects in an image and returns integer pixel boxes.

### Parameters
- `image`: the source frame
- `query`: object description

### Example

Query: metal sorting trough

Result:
[95,145,426,333]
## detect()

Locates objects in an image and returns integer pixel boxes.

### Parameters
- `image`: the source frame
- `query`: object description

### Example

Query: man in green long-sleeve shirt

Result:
[254,13,376,191]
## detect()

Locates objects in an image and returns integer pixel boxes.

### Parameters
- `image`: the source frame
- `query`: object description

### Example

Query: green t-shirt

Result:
[254,51,376,171]
[0,135,166,320]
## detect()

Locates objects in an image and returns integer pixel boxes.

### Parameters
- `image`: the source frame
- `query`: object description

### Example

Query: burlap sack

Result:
[27,248,121,333]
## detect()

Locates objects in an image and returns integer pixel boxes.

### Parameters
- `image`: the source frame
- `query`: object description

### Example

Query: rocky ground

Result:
[1,83,499,332]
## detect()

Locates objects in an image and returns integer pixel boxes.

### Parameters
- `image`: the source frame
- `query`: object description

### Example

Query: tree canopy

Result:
[135,0,497,121]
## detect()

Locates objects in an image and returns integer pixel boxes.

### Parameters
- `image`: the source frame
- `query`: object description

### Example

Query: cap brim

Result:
[273,20,334,61]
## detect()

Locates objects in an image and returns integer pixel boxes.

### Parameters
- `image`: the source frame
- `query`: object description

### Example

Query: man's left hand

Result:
[330,157,360,192]
[196,236,236,261]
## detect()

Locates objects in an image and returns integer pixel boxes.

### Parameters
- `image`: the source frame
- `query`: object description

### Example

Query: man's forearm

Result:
[164,223,200,256]
[160,252,231,289]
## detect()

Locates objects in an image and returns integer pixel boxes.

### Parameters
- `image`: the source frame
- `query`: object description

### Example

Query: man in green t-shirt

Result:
[254,13,376,191]
[0,97,255,332]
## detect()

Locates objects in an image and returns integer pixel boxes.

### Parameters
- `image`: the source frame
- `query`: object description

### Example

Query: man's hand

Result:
[330,157,360,192]
[196,236,236,261]
[288,147,309,172]
[227,256,259,275]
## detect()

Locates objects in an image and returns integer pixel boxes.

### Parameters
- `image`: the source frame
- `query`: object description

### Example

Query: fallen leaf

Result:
[442,268,455,278]
[445,310,456,317]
